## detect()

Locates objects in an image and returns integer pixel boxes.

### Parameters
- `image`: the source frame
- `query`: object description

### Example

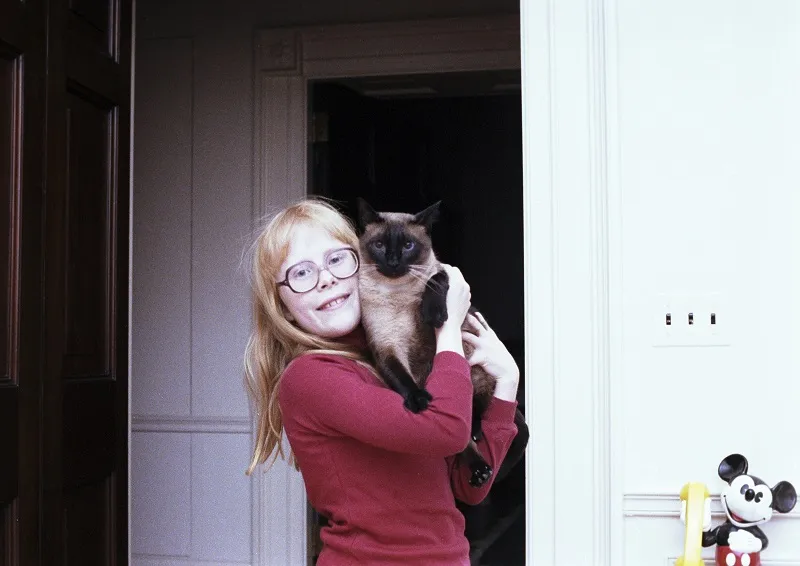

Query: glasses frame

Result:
[276,246,360,294]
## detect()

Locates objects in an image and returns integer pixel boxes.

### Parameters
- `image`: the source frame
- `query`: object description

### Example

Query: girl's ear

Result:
[772,481,797,514]
[718,453,748,483]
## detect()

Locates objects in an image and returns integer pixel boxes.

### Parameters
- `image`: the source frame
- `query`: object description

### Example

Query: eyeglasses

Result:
[277,247,360,293]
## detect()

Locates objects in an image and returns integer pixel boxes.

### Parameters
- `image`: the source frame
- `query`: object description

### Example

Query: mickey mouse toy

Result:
[703,453,797,566]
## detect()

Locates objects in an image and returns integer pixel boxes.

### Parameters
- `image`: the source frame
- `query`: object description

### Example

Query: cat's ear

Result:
[412,201,441,234]
[356,197,382,228]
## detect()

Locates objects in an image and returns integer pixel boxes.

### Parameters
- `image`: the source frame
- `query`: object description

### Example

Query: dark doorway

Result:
[308,71,526,566]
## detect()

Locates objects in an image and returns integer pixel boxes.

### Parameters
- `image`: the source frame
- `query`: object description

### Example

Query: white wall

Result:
[131,2,519,565]
[521,0,800,563]
[614,0,800,562]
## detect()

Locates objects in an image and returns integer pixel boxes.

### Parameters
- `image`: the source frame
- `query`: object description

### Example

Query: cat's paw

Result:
[468,462,493,487]
[404,388,433,413]
[421,300,448,328]
[421,271,449,328]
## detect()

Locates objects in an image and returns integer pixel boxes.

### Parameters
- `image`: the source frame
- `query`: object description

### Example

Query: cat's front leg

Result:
[377,355,433,413]
[421,269,449,328]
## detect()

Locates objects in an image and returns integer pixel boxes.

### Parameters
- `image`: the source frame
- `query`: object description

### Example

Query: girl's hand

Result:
[440,263,471,325]
[461,312,519,402]
[435,264,471,355]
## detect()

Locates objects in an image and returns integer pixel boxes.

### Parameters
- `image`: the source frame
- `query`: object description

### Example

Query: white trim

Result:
[521,0,617,563]
[131,416,251,434]
[624,493,800,520]
[666,558,800,566]
[132,557,249,566]
[588,0,612,561]
[519,0,555,564]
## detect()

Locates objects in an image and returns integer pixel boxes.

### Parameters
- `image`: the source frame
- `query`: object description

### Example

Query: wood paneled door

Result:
[0,0,132,563]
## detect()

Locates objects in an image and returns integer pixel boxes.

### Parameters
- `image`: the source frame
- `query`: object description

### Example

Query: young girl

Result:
[245,198,520,565]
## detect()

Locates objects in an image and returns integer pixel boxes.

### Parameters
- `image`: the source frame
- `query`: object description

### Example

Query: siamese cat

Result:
[356,198,528,487]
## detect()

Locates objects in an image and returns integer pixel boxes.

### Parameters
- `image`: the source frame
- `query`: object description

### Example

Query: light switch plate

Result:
[652,292,729,347]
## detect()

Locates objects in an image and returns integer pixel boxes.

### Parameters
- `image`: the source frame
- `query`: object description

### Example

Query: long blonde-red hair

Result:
[244,198,365,474]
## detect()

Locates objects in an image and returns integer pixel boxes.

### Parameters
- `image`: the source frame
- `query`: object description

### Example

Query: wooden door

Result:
[1,0,47,563]
[0,0,132,563]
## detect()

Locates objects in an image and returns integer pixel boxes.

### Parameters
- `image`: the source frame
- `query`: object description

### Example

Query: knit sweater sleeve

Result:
[448,396,519,505]
[279,350,474,456]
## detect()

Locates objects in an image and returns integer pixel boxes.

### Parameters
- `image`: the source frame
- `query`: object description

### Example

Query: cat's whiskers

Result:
[358,263,439,289]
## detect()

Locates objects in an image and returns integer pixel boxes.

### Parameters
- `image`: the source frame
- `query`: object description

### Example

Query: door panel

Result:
[0,0,44,563]
[48,0,131,562]
[0,0,130,562]
[63,90,115,379]
[68,0,114,57]
[0,39,21,511]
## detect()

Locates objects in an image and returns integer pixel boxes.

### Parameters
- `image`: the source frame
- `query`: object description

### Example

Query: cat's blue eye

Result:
[403,241,414,251]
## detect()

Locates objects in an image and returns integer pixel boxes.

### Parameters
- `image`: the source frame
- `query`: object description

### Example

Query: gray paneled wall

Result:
[132,35,253,564]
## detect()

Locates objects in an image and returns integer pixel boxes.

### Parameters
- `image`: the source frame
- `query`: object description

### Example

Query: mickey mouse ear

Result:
[718,453,748,483]
[772,481,797,514]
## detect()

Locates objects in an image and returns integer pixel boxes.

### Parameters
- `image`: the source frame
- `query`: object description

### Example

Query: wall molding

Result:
[132,556,249,566]
[521,0,619,563]
[625,493,800,520]
[131,415,250,434]
[253,13,526,566]
[588,0,612,562]
[666,558,800,566]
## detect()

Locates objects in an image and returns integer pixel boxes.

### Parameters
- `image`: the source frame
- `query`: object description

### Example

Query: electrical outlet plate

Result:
[652,292,729,347]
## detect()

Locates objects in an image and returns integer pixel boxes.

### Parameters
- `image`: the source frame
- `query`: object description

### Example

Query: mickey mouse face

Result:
[717,453,798,528]
[724,474,774,525]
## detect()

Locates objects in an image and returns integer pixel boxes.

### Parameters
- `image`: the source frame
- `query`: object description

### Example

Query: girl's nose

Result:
[317,268,337,289]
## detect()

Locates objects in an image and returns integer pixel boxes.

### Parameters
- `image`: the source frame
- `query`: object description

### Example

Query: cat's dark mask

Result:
[356,199,440,278]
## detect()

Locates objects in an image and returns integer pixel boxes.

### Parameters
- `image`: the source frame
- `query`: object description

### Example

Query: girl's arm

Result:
[448,397,519,504]
[279,350,473,457]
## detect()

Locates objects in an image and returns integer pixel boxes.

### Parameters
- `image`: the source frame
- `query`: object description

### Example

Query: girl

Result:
[245,198,520,565]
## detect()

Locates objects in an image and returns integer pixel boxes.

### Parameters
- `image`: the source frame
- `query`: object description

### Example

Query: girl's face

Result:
[277,224,361,339]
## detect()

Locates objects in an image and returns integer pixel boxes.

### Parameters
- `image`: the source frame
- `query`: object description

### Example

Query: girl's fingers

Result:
[464,313,484,334]
[461,331,480,347]
[474,311,491,331]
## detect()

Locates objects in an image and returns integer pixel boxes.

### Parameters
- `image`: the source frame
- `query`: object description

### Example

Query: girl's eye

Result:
[403,241,414,250]
[289,262,315,280]
[329,254,343,265]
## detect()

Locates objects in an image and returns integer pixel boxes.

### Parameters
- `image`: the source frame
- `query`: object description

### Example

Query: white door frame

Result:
[251,7,619,565]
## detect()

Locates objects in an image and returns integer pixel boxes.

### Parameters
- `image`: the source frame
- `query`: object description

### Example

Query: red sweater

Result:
[279,347,519,566]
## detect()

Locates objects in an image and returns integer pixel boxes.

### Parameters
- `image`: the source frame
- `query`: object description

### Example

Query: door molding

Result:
[252,9,617,565]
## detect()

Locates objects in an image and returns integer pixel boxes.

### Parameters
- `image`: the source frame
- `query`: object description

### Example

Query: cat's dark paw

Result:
[468,462,493,487]
[421,300,448,328]
[404,388,433,413]
[421,271,449,328]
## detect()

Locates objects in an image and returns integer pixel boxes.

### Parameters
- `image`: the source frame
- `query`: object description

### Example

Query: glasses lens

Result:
[287,262,319,293]
[327,249,359,279]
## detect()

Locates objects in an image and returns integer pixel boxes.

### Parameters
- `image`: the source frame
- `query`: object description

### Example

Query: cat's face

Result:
[357,200,440,278]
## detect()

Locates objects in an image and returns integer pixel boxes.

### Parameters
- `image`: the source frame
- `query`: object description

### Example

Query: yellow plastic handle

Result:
[676,482,710,566]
